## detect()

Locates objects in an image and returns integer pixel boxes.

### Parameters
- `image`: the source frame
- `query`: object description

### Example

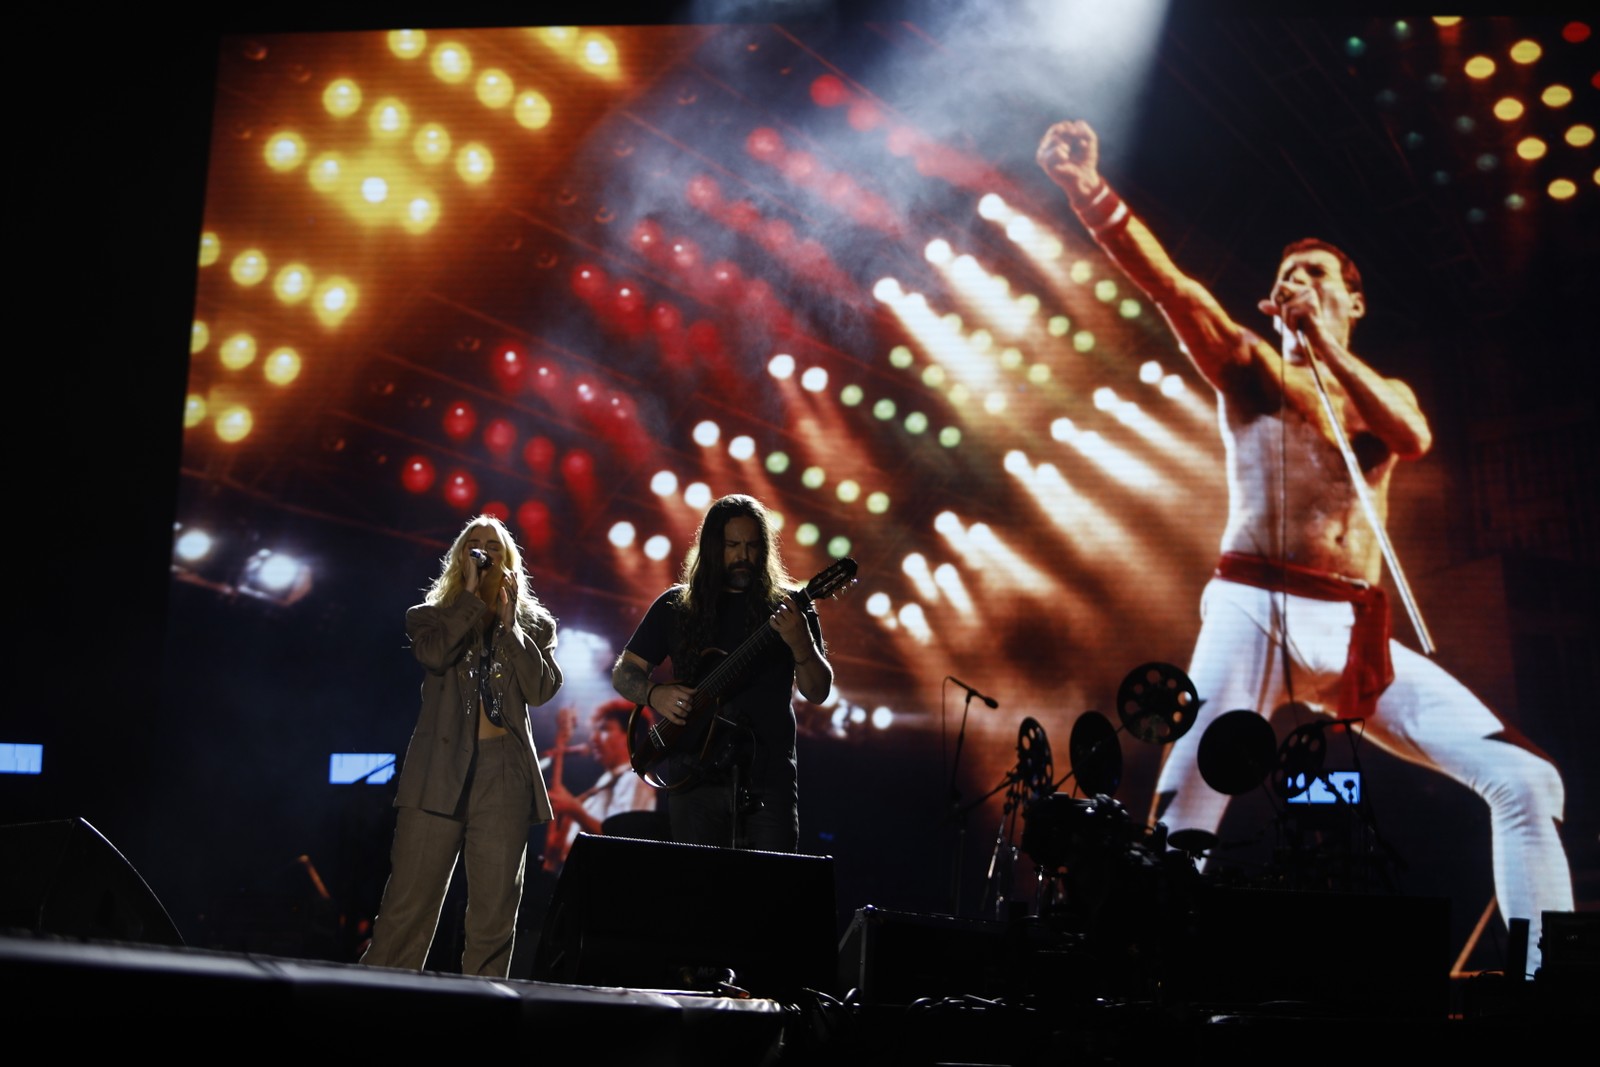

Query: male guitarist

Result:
[546,699,662,866]
[612,494,832,850]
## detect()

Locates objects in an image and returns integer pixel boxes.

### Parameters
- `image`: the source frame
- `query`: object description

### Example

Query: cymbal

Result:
[1069,710,1121,797]
[1196,709,1276,795]
[1271,711,1327,801]
[1167,828,1218,854]
[1016,716,1053,798]
[1115,662,1201,744]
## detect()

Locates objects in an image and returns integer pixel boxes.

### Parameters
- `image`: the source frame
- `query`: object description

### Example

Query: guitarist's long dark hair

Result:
[673,494,793,673]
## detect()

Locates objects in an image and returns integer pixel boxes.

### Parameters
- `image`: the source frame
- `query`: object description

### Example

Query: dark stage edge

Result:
[3,933,1586,1060]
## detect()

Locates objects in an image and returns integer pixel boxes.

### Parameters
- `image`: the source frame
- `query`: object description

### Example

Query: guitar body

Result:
[626,648,735,790]
[626,558,858,791]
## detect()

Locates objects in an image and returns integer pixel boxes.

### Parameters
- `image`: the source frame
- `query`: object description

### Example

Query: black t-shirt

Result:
[624,586,821,799]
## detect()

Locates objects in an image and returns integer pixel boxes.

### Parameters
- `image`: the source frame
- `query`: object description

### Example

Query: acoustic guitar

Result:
[626,558,857,789]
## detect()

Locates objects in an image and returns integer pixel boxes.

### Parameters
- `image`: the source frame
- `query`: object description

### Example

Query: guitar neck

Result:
[695,592,811,702]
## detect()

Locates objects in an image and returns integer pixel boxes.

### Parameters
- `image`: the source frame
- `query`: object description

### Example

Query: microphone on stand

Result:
[947,675,999,708]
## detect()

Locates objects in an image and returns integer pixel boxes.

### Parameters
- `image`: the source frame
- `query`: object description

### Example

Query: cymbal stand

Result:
[978,769,1029,920]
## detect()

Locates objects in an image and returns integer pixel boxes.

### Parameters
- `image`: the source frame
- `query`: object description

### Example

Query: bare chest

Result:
[1219,394,1392,580]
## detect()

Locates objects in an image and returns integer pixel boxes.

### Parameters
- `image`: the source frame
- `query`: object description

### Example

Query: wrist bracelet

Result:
[1091,199,1130,235]
[645,683,658,709]
[1077,182,1127,234]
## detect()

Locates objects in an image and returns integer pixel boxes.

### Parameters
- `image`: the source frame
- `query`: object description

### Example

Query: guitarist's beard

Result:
[726,562,755,592]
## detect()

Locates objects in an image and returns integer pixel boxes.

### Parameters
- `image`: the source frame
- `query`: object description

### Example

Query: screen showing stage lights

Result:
[163,13,1593,975]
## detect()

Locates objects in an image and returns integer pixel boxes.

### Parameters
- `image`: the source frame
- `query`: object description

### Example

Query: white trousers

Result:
[1155,577,1574,972]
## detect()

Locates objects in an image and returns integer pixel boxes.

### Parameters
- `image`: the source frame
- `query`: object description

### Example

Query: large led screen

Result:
[146,9,1594,976]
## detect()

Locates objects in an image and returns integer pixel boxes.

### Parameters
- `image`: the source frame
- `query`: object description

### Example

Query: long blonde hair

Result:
[426,515,557,646]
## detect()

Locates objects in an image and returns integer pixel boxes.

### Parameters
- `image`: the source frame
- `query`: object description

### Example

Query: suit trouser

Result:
[363,733,534,976]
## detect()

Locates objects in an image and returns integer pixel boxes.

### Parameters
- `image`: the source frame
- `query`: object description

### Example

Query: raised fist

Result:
[1037,119,1101,199]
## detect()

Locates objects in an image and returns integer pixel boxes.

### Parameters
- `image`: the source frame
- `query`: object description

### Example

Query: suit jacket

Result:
[393,593,562,823]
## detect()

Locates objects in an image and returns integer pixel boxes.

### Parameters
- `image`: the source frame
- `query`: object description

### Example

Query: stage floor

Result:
[3,929,1584,1058]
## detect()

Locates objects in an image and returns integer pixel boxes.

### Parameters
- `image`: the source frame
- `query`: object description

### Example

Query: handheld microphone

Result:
[468,548,490,569]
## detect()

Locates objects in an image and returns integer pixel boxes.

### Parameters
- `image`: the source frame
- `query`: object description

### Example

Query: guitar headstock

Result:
[554,706,577,745]
[803,557,859,604]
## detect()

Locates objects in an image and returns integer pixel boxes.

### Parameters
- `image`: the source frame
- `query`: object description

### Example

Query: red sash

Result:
[1215,552,1394,718]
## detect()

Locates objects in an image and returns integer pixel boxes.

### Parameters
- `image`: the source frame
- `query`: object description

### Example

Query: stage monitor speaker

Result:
[0,817,183,946]
[1541,910,1599,980]
[838,906,1009,1005]
[532,833,835,999]
[1169,887,1447,1018]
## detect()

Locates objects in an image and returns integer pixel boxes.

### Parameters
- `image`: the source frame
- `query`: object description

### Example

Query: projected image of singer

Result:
[1037,119,1573,967]
[362,515,562,976]
[612,494,832,851]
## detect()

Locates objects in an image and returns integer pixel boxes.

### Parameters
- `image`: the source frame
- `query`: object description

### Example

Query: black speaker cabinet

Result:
[532,833,835,999]
[838,906,1011,1005]
[1541,911,1599,980]
[0,817,182,946]
[1169,887,1449,1018]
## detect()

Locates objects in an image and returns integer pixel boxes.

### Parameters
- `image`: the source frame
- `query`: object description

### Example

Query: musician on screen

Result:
[611,494,832,851]
[546,699,662,865]
[1037,118,1573,970]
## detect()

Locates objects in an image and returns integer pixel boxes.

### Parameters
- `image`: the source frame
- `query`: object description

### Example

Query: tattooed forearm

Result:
[611,651,654,705]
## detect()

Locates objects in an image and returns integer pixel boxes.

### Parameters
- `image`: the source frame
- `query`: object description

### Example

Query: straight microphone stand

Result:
[945,686,978,916]
[1298,330,1435,654]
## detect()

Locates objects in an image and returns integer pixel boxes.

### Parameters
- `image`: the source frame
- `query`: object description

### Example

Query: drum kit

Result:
[971,661,1199,923]
[975,663,1388,929]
